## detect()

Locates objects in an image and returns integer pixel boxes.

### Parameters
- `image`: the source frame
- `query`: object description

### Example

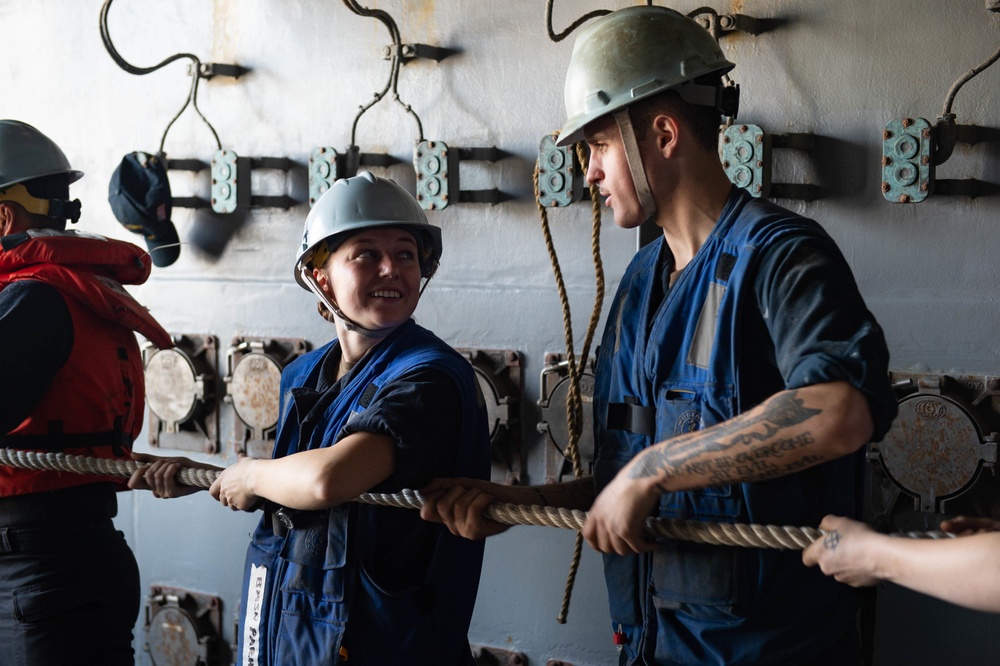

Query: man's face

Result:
[584,115,644,229]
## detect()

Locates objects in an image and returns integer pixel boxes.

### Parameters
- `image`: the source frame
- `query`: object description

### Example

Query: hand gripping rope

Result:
[0,449,957,549]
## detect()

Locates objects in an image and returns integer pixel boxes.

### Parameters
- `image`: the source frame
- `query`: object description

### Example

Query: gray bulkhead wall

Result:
[4,0,1000,664]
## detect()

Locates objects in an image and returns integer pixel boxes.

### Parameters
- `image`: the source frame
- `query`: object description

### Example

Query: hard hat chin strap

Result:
[612,109,657,223]
[298,266,391,340]
[0,184,81,224]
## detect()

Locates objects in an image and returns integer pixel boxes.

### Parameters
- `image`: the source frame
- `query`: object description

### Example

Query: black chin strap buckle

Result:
[47,198,82,224]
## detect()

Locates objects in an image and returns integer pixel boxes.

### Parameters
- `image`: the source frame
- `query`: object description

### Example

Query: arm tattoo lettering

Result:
[629,390,825,486]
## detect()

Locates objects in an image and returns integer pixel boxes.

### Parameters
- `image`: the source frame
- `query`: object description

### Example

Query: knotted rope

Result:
[0,449,957,549]
[533,137,606,623]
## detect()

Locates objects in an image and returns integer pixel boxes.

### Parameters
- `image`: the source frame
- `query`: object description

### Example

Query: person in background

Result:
[0,119,173,664]
[803,514,1000,613]
[420,7,898,665]
[135,172,491,665]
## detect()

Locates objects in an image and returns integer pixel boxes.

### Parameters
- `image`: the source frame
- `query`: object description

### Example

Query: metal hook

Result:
[99,0,223,152]
[342,0,424,144]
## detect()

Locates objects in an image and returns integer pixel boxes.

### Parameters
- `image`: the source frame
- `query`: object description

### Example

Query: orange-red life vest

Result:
[0,230,172,496]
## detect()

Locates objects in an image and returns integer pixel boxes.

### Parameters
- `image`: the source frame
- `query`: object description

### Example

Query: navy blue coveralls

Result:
[593,188,898,665]
[235,319,490,666]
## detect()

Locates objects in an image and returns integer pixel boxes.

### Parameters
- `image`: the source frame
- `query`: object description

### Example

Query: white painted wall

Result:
[5,1,1000,664]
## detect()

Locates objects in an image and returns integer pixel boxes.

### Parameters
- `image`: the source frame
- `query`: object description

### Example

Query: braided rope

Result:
[0,449,956,551]
[532,138,607,623]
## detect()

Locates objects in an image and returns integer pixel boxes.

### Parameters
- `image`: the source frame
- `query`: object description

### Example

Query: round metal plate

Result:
[229,352,282,432]
[147,606,201,666]
[472,366,503,442]
[145,348,199,426]
[541,373,595,462]
[880,393,984,505]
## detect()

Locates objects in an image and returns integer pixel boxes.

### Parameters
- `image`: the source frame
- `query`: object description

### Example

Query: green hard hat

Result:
[0,120,83,191]
[556,6,736,146]
[295,171,442,289]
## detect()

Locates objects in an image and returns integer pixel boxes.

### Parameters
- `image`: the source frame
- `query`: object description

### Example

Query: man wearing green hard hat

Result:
[422,6,897,665]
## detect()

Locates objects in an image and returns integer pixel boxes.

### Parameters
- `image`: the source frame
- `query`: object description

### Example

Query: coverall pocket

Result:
[650,540,745,621]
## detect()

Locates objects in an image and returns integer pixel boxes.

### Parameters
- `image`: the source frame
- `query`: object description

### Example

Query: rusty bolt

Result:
[881,182,891,193]
[740,125,748,133]
[921,155,930,165]
[722,161,730,169]
[756,135,763,143]
[882,156,892,166]
[884,129,893,140]
[755,184,762,193]
[427,141,436,149]
[920,182,929,192]
[723,136,731,143]
[416,193,424,200]
[898,194,910,203]
[756,161,764,168]
[902,118,914,127]
[922,128,931,138]
[428,202,437,210]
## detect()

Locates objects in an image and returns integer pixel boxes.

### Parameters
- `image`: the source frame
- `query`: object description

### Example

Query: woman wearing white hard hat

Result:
[137,172,490,665]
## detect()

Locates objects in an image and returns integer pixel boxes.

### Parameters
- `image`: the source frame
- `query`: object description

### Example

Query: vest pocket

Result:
[651,540,746,621]
[278,509,348,602]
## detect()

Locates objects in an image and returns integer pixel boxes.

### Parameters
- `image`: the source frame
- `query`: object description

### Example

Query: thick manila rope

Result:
[0,448,957,549]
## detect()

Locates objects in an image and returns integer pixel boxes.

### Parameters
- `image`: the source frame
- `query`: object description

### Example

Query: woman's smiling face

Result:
[314,226,423,333]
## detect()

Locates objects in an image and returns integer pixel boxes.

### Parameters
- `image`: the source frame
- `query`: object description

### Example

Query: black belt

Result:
[0,518,118,554]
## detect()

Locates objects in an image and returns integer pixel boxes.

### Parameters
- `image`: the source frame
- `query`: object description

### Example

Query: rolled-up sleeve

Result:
[755,234,898,441]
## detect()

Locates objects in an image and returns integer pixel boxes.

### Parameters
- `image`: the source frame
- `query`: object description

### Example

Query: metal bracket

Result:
[224,336,309,458]
[722,124,820,201]
[538,353,596,483]
[142,334,219,454]
[537,133,584,207]
[691,11,781,38]
[164,158,211,209]
[457,348,523,485]
[883,117,1000,202]
[414,140,512,210]
[210,150,298,213]
[144,585,225,666]
[187,62,249,80]
[308,146,400,206]
[382,43,457,63]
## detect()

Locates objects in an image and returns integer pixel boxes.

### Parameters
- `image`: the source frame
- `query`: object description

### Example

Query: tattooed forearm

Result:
[628,390,828,487]
[665,442,823,487]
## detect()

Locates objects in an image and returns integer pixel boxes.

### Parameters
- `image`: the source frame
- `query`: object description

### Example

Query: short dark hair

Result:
[628,86,723,152]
